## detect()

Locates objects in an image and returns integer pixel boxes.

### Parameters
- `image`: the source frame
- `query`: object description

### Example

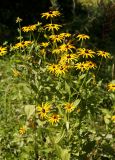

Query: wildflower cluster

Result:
[22,24,38,32]
[0,46,7,56]
[10,41,33,50]
[1,9,114,160]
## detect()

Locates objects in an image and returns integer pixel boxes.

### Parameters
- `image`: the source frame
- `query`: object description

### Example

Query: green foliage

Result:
[0,8,115,160]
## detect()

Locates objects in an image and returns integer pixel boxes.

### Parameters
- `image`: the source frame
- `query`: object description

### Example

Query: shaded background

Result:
[0,0,115,53]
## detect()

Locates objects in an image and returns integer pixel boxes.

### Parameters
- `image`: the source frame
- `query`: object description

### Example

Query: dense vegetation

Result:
[0,0,115,160]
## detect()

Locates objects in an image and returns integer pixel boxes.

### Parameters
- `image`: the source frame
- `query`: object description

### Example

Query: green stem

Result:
[19,22,22,43]
[79,71,89,92]
[96,57,103,76]
[80,40,83,48]
[34,105,38,160]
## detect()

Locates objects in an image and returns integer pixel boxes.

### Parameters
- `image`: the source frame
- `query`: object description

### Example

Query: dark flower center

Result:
[42,109,46,113]
[67,55,71,58]
[53,115,57,119]
[66,45,69,49]
[67,105,71,109]
[85,50,89,53]
[60,66,64,70]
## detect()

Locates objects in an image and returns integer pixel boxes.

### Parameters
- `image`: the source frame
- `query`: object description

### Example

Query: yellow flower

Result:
[41,10,61,19]
[22,26,30,32]
[37,103,51,119]
[60,53,77,63]
[75,61,96,72]
[59,33,71,38]
[24,41,32,47]
[0,46,7,56]
[48,64,58,74]
[11,41,32,50]
[16,17,22,23]
[49,114,61,125]
[11,42,25,50]
[22,24,37,32]
[108,83,115,91]
[44,24,62,32]
[40,42,49,48]
[75,62,87,72]
[55,63,68,76]
[52,48,61,54]
[48,63,68,76]
[97,50,111,59]
[77,48,95,58]
[29,24,37,31]
[49,34,63,43]
[19,126,26,135]
[64,102,76,113]
[77,34,90,41]
[111,115,115,122]
[85,61,97,70]
[59,43,76,53]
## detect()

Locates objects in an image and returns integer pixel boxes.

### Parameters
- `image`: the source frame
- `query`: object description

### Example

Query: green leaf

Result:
[66,121,69,131]
[54,144,70,160]
[61,149,70,160]
[73,99,81,107]
[24,105,35,119]
[100,108,111,115]
[79,73,86,80]
[55,130,65,143]
[65,81,71,96]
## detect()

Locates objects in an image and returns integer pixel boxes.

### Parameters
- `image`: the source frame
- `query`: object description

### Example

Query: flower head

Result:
[48,64,58,74]
[55,63,68,76]
[49,114,61,125]
[40,42,49,48]
[22,24,37,32]
[75,61,96,72]
[77,34,90,41]
[111,115,115,122]
[108,83,115,91]
[11,41,32,50]
[49,34,64,43]
[37,103,51,119]
[16,17,22,23]
[19,126,26,135]
[44,24,62,32]
[59,43,76,53]
[64,102,76,113]
[0,46,7,56]
[75,62,87,72]
[52,48,61,54]
[41,10,61,19]
[97,50,111,59]
[60,53,77,63]
[77,48,95,58]
[59,33,71,38]
[85,61,97,70]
